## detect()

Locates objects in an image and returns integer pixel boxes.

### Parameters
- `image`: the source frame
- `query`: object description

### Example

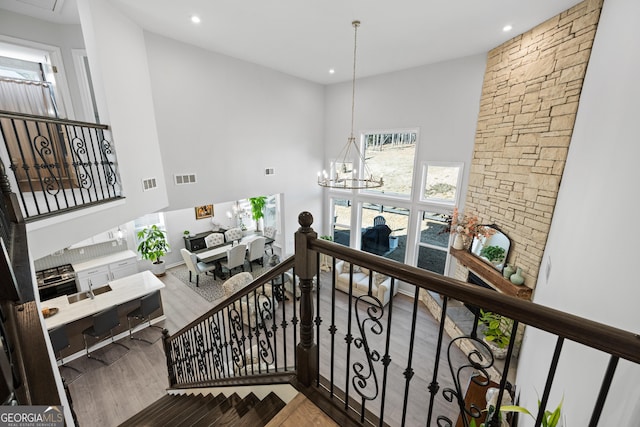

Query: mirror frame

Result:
[469,224,511,273]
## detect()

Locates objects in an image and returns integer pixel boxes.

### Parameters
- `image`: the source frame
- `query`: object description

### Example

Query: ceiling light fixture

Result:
[191,15,201,24]
[317,20,383,190]
[503,24,513,32]
[329,68,335,74]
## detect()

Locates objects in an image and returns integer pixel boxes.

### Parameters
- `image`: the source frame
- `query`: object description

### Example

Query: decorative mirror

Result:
[470,225,511,272]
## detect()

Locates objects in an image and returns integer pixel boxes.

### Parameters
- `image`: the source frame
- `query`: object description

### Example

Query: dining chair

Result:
[204,232,225,248]
[224,228,243,243]
[246,237,265,272]
[82,306,129,365]
[220,243,246,277]
[263,226,277,254]
[127,290,163,343]
[180,248,217,286]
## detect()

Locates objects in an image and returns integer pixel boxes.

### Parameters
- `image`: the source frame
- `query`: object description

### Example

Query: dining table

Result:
[194,234,275,264]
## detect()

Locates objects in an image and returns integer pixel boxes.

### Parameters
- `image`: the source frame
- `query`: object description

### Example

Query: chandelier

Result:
[317,20,383,190]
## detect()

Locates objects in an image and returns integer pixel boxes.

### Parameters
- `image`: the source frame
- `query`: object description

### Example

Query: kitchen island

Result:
[43,270,166,359]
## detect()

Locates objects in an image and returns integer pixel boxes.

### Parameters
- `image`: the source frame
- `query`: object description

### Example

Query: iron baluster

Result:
[330,255,337,398]
[377,278,395,427]
[344,262,355,412]
[315,253,322,385]
[400,287,421,426]
[426,295,449,427]
[588,355,619,427]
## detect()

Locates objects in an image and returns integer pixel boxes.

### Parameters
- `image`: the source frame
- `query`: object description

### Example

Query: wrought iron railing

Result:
[163,212,640,427]
[163,257,299,388]
[0,110,122,220]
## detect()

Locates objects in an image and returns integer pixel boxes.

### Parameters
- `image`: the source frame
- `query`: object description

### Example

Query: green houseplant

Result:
[478,309,513,358]
[137,225,170,276]
[479,245,506,264]
[248,196,267,231]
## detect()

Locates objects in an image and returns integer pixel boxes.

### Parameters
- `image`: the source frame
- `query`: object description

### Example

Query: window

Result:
[416,212,450,274]
[331,198,351,246]
[362,130,418,198]
[360,203,409,263]
[421,162,464,206]
[133,213,168,254]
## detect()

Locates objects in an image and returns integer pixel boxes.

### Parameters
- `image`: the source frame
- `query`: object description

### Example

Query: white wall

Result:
[515,0,640,425]
[26,0,170,259]
[143,32,324,254]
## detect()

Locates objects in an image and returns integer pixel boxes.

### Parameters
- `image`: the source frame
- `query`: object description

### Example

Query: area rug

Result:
[169,256,272,303]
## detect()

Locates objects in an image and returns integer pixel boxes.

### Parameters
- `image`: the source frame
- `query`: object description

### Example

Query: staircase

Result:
[118,391,285,426]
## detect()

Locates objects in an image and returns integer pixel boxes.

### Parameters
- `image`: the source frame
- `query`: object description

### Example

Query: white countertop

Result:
[72,250,137,272]
[43,270,165,330]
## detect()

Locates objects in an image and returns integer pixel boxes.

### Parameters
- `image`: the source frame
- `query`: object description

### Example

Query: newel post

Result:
[295,211,318,386]
[162,329,176,387]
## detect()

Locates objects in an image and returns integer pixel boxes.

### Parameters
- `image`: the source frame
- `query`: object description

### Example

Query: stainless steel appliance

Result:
[36,264,77,301]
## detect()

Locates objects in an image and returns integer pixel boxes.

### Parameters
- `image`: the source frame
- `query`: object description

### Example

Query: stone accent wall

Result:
[465,0,603,288]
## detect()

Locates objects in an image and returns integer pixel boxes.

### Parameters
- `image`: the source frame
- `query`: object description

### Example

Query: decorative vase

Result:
[502,264,515,279]
[510,267,524,285]
[453,233,465,250]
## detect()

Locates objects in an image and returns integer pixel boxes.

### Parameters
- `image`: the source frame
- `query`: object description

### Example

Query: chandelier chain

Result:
[350,20,360,141]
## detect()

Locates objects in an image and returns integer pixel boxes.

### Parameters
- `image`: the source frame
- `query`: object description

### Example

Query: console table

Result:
[184,229,230,252]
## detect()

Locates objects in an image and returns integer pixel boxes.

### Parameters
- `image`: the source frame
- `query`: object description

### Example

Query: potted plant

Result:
[479,245,506,265]
[249,196,267,232]
[183,230,192,238]
[137,225,170,276]
[478,309,513,359]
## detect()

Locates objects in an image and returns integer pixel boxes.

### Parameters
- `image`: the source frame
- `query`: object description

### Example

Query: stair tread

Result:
[208,393,259,426]
[173,393,226,427]
[163,393,216,426]
[236,392,286,427]
[119,394,190,427]
[190,393,242,427]
[118,394,176,426]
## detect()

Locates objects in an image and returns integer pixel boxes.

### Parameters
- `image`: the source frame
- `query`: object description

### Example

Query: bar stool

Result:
[127,290,163,343]
[82,306,129,365]
[49,325,81,374]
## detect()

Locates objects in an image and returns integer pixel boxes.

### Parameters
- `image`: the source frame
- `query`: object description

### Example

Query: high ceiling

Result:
[0,0,583,84]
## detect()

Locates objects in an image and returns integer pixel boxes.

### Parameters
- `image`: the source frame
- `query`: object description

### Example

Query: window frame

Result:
[419,161,464,207]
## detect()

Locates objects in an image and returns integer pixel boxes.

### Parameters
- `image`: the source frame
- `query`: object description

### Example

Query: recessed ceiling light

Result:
[503,24,513,32]
[329,69,335,74]
[191,15,201,24]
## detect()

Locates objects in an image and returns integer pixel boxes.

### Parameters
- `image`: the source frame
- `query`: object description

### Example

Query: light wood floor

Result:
[66,270,473,427]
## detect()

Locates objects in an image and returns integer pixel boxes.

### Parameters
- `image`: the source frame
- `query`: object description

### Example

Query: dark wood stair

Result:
[118,391,285,426]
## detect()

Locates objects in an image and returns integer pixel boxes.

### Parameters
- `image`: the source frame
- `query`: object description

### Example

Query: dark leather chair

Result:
[127,290,163,343]
[49,325,81,374]
[361,224,392,255]
[82,306,129,365]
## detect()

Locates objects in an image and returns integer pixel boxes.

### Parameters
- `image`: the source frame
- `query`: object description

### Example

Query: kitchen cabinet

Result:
[68,227,121,249]
[76,266,110,292]
[73,251,138,292]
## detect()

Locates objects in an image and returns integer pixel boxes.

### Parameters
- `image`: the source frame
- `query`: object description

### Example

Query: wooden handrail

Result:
[309,236,640,365]
[0,109,109,129]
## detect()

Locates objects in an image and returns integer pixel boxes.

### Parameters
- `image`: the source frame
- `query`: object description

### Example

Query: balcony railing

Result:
[0,110,122,220]
[163,212,640,427]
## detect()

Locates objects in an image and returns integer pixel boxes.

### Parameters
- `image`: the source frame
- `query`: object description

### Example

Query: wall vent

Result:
[265,168,275,176]
[142,177,157,191]
[174,174,197,185]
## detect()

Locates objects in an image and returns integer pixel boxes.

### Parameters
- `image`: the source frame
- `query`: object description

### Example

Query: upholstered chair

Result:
[224,227,243,243]
[204,232,225,248]
[180,248,217,286]
[263,226,277,254]
[220,243,246,277]
[246,237,265,271]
